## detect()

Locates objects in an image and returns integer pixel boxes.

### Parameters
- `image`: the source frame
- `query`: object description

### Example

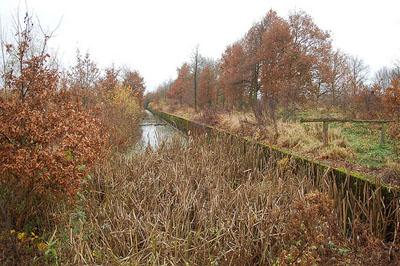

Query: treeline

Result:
[147,9,400,121]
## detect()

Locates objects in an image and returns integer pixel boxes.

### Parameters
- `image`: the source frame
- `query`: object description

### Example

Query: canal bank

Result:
[148,107,400,241]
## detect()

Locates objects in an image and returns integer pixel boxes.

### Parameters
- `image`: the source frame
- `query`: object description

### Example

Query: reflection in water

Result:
[138,123,177,149]
[134,110,183,152]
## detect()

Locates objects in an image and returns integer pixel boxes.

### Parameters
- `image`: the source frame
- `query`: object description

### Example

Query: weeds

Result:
[49,134,399,265]
[3,106,398,264]
[159,104,400,185]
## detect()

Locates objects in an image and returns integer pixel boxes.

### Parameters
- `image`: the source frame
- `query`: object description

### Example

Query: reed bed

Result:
[54,134,399,265]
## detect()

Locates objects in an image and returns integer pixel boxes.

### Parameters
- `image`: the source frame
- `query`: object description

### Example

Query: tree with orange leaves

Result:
[383,78,400,118]
[68,49,100,108]
[98,66,120,93]
[259,16,292,104]
[243,22,264,104]
[198,63,217,108]
[258,10,332,108]
[122,69,146,107]
[167,63,191,105]
[242,10,281,104]
[219,42,247,109]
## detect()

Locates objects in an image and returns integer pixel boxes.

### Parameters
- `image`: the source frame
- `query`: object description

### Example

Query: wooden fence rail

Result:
[300,118,395,147]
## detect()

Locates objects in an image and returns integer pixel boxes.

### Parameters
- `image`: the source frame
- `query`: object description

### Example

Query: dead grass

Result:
[44,134,400,265]
[158,105,400,182]
[218,111,248,133]
[382,160,400,186]
[151,102,196,120]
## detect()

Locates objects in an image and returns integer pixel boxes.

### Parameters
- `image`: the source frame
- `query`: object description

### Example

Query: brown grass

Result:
[41,134,400,265]
[158,105,400,178]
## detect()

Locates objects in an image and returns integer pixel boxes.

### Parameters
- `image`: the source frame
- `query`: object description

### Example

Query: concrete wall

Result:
[149,108,399,240]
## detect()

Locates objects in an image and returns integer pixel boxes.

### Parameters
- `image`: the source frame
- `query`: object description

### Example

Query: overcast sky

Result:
[1,0,400,92]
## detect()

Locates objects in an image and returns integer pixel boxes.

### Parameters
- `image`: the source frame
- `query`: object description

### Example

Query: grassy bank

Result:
[152,103,400,186]
[46,134,398,265]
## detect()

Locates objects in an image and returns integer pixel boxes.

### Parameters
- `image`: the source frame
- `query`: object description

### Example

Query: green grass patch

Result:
[342,123,398,167]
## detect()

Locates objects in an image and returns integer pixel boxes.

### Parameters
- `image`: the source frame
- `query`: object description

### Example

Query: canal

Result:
[135,109,183,151]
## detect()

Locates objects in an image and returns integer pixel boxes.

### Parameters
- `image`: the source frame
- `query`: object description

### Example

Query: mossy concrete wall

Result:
[149,108,399,240]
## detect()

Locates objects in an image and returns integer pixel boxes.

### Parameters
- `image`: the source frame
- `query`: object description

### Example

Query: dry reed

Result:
[52,134,399,265]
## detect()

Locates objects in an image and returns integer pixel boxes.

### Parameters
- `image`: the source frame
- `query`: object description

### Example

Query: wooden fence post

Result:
[381,123,386,144]
[323,121,328,147]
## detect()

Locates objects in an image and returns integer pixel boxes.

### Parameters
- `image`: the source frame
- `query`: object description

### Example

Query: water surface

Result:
[134,110,182,151]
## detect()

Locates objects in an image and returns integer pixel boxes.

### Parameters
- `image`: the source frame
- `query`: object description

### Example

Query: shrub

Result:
[0,19,106,232]
[100,85,142,151]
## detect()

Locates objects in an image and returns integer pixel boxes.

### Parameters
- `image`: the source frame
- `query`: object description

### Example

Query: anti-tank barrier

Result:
[148,108,400,241]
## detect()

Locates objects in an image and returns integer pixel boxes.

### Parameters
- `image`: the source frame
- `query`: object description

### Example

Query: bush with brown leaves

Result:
[0,20,106,232]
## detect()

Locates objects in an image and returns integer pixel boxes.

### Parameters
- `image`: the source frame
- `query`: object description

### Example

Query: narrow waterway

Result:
[135,109,182,151]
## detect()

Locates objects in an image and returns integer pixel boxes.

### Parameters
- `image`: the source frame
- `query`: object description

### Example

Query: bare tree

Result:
[191,45,202,112]
[69,49,100,91]
[0,19,11,95]
[158,79,173,103]
[325,50,349,104]
[392,60,400,79]
[1,8,60,99]
[373,66,392,91]
[347,56,370,94]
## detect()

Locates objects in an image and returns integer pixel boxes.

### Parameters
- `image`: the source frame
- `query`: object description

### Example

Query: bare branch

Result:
[1,132,17,146]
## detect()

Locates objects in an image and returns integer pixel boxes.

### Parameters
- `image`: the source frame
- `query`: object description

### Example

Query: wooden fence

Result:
[300,118,395,147]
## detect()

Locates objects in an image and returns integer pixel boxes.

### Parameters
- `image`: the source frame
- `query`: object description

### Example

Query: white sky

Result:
[1,0,400,92]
